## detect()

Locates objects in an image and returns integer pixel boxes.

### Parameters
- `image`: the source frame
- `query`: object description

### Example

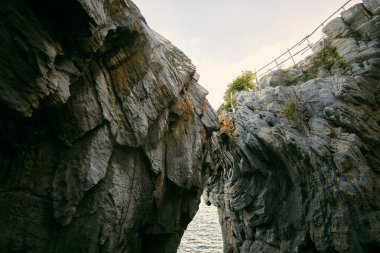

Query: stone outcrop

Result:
[206,1,380,252]
[0,1,219,252]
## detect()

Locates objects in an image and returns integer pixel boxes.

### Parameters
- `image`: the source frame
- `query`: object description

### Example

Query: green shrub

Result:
[223,71,257,111]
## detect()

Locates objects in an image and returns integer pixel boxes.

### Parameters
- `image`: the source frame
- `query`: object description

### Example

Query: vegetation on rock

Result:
[281,98,311,133]
[301,43,351,82]
[282,100,300,122]
[223,71,256,111]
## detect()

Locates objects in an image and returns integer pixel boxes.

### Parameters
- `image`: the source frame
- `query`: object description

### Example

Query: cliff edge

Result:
[206,1,380,252]
[0,0,219,252]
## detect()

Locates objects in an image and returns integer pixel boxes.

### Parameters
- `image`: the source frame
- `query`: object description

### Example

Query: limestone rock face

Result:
[207,2,380,253]
[0,1,219,252]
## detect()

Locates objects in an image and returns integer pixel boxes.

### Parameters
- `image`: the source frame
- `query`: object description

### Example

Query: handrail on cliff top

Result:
[254,0,353,82]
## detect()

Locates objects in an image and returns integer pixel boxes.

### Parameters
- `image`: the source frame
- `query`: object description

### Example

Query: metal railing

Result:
[254,0,354,83]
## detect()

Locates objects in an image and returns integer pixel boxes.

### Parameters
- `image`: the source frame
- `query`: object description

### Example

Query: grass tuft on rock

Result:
[282,100,299,122]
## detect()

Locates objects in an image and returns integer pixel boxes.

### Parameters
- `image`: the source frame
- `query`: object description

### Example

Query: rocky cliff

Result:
[206,1,380,252]
[0,1,219,252]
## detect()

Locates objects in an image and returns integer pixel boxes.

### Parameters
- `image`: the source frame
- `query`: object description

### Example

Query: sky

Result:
[133,0,362,109]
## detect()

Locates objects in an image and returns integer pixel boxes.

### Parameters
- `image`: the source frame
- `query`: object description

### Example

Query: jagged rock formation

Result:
[0,1,219,252]
[206,1,380,252]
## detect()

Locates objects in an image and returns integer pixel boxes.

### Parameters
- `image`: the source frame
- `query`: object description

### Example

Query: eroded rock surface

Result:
[0,1,219,252]
[207,1,380,252]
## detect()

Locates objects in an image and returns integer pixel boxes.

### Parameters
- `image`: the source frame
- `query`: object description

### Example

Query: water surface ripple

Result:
[178,201,223,252]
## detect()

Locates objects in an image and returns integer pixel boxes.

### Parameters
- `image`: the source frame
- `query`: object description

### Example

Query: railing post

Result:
[287,49,296,66]
[254,69,259,90]
[306,36,313,49]
[321,24,325,48]
[230,92,235,112]
[274,59,280,70]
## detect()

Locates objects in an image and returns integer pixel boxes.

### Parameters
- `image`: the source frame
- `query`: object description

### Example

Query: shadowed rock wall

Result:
[206,1,380,252]
[0,1,219,252]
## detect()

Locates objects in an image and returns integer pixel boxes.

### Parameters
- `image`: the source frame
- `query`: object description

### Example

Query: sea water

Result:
[177,201,223,253]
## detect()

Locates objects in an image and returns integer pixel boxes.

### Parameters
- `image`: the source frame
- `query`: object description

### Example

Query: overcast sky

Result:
[133,0,362,109]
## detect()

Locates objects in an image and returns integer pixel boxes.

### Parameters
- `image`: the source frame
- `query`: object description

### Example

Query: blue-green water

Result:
[178,201,223,253]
